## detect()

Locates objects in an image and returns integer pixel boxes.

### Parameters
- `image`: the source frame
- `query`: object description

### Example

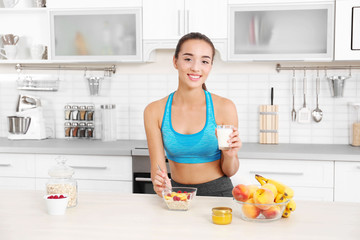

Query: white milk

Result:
[217,125,233,150]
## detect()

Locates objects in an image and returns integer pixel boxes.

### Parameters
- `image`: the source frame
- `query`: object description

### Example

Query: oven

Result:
[131,148,170,194]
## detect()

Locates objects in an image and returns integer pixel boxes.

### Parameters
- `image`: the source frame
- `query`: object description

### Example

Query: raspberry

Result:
[187,194,191,200]
[53,195,59,199]
[183,191,187,193]
[47,196,53,199]
[167,193,171,197]
[173,196,180,201]
[177,190,182,193]
[59,195,65,199]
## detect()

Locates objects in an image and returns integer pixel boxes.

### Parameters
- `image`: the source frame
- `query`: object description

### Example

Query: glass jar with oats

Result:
[46,156,78,208]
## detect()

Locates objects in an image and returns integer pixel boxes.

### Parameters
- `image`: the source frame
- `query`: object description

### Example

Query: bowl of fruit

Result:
[162,187,197,211]
[232,175,296,222]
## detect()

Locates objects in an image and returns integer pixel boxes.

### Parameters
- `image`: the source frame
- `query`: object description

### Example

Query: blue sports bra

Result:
[161,90,221,164]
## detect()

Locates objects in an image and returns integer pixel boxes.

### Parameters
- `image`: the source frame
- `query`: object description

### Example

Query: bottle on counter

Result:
[46,156,78,208]
[100,104,117,142]
[349,102,360,146]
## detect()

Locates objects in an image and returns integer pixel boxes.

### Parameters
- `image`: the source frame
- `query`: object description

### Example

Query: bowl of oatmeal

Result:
[162,187,197,211]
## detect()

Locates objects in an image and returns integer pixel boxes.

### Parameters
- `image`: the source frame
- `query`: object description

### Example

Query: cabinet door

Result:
[143,0,184,40]
[334,161,360,203]
[231,159,334,201]
[185,0,227,39]
[0,153,35,177]
[335,0,360,60]
[229,3,334,61]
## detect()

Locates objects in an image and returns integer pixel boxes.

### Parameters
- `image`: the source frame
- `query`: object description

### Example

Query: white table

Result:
[1,190,359,240]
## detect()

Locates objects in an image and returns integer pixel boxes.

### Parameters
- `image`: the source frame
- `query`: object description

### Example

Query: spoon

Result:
[312,69,323,122]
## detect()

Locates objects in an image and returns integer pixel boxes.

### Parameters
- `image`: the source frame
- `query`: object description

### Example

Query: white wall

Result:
[0,49,359,144]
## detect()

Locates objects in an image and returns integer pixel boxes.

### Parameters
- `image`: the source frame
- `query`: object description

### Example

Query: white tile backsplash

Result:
[0,54,360,144]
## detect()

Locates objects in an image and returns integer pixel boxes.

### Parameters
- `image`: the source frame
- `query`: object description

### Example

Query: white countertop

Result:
[1,190,359,240]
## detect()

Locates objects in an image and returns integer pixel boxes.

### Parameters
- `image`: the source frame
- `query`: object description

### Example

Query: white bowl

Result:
[44,194,69,215]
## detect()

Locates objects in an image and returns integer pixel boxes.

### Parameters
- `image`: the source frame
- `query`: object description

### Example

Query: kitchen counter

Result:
[1,189,359,240]
[0,137,359,161]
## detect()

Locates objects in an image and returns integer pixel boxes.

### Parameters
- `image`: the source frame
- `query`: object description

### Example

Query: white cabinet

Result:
[228,0,334,61]
[334,0,360,60]
[231,159,334,201]
[334,161,360,203]
[0,153,36,189]
[142,0,228,61]
[35,154,132,193]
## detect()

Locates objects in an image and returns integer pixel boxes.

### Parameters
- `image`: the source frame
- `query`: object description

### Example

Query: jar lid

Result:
[101,104,116,109]
[64,105,71,109]
[212,207,232,215]
[48,156,74,178]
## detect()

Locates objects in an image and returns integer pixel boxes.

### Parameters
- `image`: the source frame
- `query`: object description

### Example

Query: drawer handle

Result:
[249,171,304,176]
[0,163,11,167]
[135,177,153,182]
[69,165,107,170]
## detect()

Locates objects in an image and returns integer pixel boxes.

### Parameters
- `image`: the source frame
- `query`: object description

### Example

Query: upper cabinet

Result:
[228,0,334,61]
[334,0,360,61]
[142,0,228,61]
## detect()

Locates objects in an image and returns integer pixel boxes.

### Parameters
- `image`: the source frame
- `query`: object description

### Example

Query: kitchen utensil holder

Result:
[259,105,278,144]
[17,76,59,91]
[64,103,95,139]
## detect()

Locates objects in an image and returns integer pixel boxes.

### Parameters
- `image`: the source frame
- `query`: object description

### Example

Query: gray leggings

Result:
[171,175,233,197]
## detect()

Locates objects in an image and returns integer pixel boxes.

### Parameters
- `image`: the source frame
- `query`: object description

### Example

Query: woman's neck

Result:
[174,87,205,106]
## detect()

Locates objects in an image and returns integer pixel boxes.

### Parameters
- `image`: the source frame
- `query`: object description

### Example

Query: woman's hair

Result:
[174,32,215,91]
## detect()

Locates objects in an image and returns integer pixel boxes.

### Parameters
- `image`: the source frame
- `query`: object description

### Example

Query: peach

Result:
[253,188,275,210]
[242,198,261,219]
[262,205,281,219]
[247,184,259,198]
[232,184,250,202]
[261,183,277,200]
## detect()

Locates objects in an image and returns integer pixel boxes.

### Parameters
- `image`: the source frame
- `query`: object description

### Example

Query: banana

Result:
[286,199,296,212]
[255,174,294,199]
[282,208,291,218]
[275,193,288,203]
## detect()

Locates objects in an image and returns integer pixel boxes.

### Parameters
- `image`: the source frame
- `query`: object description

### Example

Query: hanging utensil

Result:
[312,68,323,122]
[291,68,296,122]
[298,68,311,123]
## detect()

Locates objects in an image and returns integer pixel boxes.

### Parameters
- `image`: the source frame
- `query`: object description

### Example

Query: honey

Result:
[212,207,232,225]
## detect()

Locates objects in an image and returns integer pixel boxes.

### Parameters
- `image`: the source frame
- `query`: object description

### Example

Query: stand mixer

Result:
[7,94,47,140]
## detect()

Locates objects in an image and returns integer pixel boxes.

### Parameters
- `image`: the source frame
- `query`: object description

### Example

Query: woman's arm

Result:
[215,97,242,177]
[144,101,171,197]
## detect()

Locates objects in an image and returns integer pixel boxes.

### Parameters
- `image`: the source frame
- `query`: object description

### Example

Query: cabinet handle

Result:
[186,10,190,33]
[0,163,11,167]
[135,177,152,182]
[69,165,107,170]
[178,10,181,35]
[249,171,304,176]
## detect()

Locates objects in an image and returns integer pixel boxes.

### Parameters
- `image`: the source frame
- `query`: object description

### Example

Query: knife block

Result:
[259,105,278,144]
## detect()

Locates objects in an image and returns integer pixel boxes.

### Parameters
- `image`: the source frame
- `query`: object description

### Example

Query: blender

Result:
[7,94,47,140]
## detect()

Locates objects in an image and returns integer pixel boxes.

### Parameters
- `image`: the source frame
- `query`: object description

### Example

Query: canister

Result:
[46,156,78,208]
[212,207,232,225]
[100,104,117,142]
[348,103,360,146]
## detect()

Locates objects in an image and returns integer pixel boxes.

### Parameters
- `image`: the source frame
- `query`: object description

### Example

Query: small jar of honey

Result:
[212,207,232,225]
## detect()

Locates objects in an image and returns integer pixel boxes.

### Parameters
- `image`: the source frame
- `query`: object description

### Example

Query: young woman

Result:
[144,32,242,197]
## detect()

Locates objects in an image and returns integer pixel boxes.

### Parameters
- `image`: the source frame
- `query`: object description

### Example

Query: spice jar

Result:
[46,156,78,208]
[349,103,360,146]
[212,207,232,225]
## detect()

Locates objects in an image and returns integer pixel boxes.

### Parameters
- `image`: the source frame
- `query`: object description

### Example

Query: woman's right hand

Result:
[153,169,172,197]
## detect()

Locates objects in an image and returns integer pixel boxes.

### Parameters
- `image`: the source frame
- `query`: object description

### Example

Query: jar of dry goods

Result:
[349,103,360,147]
[46,156,78,207]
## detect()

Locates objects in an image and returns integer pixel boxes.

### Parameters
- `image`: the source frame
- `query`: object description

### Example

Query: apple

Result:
[253,188,274,210]
[232,184,250,202]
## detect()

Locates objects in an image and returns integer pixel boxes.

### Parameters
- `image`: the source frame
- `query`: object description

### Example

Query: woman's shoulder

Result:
[144,95,169,117]
[210,92,235,108]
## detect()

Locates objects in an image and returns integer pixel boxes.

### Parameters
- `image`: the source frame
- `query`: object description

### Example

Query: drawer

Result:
[0,177,36,190]
[36,178,132,193]
[0,154,35,177]
[232,159,334,188]
[36,154,132,181]
[292,186,333,201]
[334,161,360,203]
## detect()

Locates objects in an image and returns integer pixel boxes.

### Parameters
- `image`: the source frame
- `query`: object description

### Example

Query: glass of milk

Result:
[217,125,234,150]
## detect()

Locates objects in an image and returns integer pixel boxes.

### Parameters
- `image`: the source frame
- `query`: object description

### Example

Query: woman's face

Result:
[173,39,213,89]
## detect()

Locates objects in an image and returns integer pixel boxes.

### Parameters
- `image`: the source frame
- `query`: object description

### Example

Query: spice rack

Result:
[64,103,95,139]
[259,105,279,144]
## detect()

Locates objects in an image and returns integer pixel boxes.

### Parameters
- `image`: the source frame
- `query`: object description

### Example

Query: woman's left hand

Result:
[222,127,242,157]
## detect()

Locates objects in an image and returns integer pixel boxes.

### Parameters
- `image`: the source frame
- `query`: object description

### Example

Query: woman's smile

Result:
[188,74,201,81]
